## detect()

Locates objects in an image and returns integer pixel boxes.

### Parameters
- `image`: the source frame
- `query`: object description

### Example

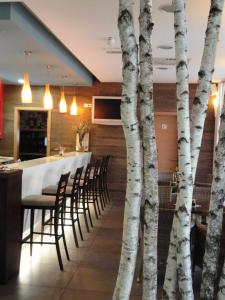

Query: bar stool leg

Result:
[94,183,101,215]
[41,209,45,245]
[81,190,90,232]
[74,197,83,240]
[54,209,64,271]
[30,208,34,256]
[86,191,93,227]
[20,207,24,241]
[61,207,70,261]
[100,177,106,209]
[70,197,79,248]
[93,196,99,219]
[50,210,53,234]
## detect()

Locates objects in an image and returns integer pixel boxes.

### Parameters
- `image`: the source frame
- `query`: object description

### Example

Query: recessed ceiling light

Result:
[107,36,116,47]
[156,67,169,70]
[18,78,24,84]
[157,45,173,50]
[158,3,174,13]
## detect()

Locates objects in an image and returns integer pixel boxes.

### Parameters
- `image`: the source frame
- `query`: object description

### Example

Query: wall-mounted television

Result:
[92,96,122,125]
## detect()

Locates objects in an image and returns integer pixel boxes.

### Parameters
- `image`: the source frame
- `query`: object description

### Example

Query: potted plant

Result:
[75,121,90,151]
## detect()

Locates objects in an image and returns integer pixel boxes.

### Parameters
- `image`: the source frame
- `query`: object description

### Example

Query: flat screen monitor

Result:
[92,96,122,125]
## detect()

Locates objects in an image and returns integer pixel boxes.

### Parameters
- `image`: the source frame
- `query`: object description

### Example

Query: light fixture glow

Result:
[70,96,78,116]
[21,72,32,103]
[18,78,24,84]
[43,84,53,109]
[59,90,67,113]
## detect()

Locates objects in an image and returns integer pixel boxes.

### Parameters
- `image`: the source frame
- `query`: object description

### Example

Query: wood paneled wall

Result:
[0,82,214,193]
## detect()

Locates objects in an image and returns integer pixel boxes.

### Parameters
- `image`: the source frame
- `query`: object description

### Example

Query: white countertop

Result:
[0,156,14,164]
[8,151,91,169]
[16,151,92,231]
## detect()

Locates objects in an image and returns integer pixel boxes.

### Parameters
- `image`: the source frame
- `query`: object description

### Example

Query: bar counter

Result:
[8,151,91,231]
[9,151,91,198]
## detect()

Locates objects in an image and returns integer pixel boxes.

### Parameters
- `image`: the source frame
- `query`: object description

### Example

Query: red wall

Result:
[0,81,3,138]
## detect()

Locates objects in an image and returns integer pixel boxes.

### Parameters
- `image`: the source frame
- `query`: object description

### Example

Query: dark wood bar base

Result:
[0,169,22,284]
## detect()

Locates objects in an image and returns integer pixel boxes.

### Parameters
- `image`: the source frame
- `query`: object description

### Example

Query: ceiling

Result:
[0,0,225,85]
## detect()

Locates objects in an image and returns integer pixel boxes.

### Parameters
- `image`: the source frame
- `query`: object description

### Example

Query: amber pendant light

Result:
[59,90,67,113]
[21,50,32,103]
[43,84,53,109]
[70,96,78,115]
[59,76,67,113]
[43,66,53,109]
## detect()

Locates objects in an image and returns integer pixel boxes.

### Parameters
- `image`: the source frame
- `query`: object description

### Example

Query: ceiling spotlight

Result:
[157,45,173,50]
[18,78,24,84]
[156,67,169,70]
[107,37,116,47]
[158,3,174,13]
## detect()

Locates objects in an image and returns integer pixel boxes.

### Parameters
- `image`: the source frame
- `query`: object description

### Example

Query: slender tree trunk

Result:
[200,93,225,299]
[218,212,225,300]
[139,1,159,299]
[164,1,194,299]
[191,0,224,181]
[113,1,142,299]
[173,1,193,298]
[163,215,178,299]
[164,0,224,297]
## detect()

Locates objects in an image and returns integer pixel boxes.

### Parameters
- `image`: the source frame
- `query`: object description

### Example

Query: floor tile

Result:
[67,267,117,293]
[0,285,63,300]
[60,289,112,300]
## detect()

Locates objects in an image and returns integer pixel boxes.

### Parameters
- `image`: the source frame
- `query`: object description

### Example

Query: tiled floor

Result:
[0,195,203,300]
[0,196,142,300]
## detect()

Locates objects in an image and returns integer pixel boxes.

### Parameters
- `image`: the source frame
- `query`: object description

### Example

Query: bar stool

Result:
[103,155,111,203]
[87,160,102,219]
[42,166,84,246]
[21,172,70,271]
[96,155,111,208]
[77,163,93,232]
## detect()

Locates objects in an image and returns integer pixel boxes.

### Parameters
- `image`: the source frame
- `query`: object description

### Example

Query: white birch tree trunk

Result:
[163,209,178,299]
[218,207,225,300]
[205,101,225,299]
[164,1,194,299]
[139,1,159,299]
[201,93,225,299]
[172,1,193,298]
[113,1,142,299]
[190,0,225,181]
[164,1,224,297]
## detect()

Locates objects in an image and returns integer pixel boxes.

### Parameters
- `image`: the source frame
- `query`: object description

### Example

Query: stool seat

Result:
[22,195,55,207]
[42,185,72,196]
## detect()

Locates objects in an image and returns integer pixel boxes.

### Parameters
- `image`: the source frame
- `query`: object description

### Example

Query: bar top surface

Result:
[7,151,91,169]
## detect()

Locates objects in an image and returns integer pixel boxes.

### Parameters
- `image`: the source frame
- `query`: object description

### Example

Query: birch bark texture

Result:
[113,1,142,299]
[165,0,194,299]
[139,1,159,299]
[163,216,178,299]
[200,93,225,299]
[190,0,225,181]
[164,1,224,297]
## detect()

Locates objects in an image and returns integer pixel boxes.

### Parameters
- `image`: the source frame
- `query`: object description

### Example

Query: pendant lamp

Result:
[59,90,67,113]
[43,65,53,109]
[70,96,78,115]
[21,50,32,103]
[21,72,32,103]
[43,84,53,109]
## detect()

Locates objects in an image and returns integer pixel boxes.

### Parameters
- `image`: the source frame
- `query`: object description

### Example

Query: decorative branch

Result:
[139,0,159,299]
[191,0,224,181]
[164,0,194,299]
[113,1,142,299]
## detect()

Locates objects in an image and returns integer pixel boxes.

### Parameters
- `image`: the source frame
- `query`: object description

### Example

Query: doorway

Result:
[14,107,51,160]
[155,112,178,172]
